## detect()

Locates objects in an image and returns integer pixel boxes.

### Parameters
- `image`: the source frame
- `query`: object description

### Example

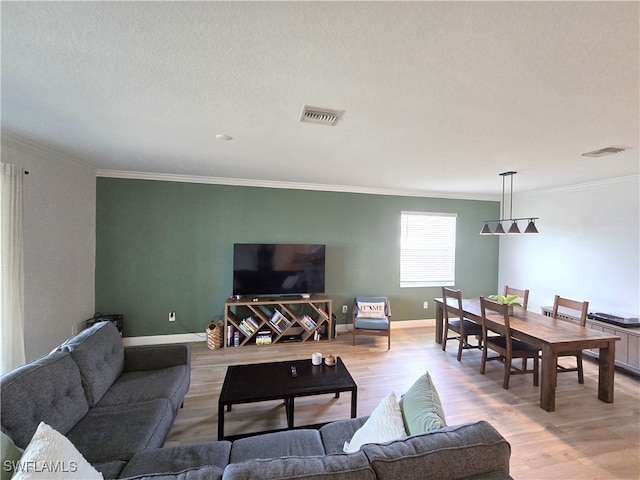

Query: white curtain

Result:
[1,162,26,374]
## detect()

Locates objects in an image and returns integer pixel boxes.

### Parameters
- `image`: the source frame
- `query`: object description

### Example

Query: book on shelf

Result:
[301,315,316,331]
[226,325,233,346]
[269,310,291,333]
[236,324,250,337]
[256,330,272,345]
[237,320,254,337]
[245,316,260,331]
[317,307,329,320]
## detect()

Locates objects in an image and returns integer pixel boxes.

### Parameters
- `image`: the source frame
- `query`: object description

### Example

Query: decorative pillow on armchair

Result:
[356,302,386,318]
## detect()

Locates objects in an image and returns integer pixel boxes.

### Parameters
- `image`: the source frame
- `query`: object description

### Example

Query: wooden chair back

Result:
[504,285,529,310]
[552,295,588,327]
[480,296,512,339]
[442,287,464,322]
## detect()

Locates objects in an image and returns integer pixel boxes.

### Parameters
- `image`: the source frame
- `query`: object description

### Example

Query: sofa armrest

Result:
[123,343,191,372]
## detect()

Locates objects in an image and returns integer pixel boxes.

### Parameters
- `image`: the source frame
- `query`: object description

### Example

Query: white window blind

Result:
[400,211,457,288]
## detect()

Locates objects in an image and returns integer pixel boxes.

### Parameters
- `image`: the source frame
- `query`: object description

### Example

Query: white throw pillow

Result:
[343,391,407,453]
[11,422,103,480]
[357,302,386,318]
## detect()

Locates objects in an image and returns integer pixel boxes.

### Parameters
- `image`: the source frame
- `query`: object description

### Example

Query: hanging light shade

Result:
[479,222,492,235]
[507,221,521,234]
[479,171,540,236]
[524,218,539,234]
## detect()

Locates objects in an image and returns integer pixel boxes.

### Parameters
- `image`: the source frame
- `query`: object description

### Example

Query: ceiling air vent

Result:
[582,147,627,158]
[299,105,344,126]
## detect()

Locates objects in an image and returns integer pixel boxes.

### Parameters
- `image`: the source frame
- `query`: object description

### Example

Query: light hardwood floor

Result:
[165,325,640,479]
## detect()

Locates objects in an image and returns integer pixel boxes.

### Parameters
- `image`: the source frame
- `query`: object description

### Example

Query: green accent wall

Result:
[96,178,499,337]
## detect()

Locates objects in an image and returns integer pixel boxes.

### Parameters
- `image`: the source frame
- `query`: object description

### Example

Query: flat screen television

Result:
[233,243,326,297]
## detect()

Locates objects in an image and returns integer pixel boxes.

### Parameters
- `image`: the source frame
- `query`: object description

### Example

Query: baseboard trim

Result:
[122,332,207,346]
[122,319,435,346]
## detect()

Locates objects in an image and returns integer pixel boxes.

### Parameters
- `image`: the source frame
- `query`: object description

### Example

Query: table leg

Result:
[597,341,615,403]
[351,388,358,418]
[218,401,225,440]
[285,397,295,428]
[335,391,340,399]
[435,304,443,344]
[540,345,558,412]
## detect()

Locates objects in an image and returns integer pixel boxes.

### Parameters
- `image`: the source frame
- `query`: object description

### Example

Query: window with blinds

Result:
[400,211,457,288]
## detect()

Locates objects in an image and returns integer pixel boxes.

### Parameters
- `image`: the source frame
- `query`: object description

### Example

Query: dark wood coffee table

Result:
[218,357,357,440]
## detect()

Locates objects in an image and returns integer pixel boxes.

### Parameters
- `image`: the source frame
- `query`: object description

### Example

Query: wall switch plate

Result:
[169,311,176,322]
[423,301,429,309]
[342,305,348,313]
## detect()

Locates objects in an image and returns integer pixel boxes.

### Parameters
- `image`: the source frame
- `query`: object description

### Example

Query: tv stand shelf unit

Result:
[224,295,333,348]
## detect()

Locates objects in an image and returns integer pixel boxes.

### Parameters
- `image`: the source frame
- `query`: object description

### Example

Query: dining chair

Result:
[479,296,540,389]
[441,287,483,361]
[551,295,589,383]
[352,296,391,349]
[504,285,529,310]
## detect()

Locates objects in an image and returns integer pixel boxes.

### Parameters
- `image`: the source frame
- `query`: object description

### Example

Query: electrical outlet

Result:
[169,311,176,322]
[342,305,348,314]
[423,301,429,309]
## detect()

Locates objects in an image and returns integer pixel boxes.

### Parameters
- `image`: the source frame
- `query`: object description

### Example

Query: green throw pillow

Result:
[399,372,447,435]
[1,430,23,480]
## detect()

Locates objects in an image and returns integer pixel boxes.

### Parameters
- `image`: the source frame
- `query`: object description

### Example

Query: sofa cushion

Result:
[97,365,190,412]
[123,344,191,372]
[67,398,174,464]
[61,321,125,406]
[344,392,406,453]
[119,442,231,479]
[12,422,102,480]
[319,416,368,454]
[222,451,376,480]
[229,430,324,464]
[119,465,224,480]
[399,371,447,435]
[94,460,127,480]
[0,350,89,449]
[360,421,512,480]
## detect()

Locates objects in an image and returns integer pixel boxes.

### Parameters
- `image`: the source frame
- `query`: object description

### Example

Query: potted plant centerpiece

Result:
[487,294,522,315]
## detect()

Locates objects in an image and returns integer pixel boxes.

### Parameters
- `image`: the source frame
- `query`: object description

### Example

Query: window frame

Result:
[400,211,457,288]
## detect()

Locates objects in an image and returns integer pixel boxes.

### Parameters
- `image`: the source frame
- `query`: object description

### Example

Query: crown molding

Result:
[96,169,498,201]
[6,131,635,201]
[513,174,639,199]
[1,131,97,172]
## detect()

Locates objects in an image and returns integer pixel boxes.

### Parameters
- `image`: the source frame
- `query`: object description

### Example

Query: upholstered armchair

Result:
[352,296,391,349]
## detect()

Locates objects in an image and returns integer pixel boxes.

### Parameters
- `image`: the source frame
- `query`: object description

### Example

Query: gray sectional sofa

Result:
[2,321,512,480]
[114,418,512,480]
[1,321,191,475]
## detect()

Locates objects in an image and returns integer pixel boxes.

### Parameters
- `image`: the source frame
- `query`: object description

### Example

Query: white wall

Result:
[1,135,96,360]
[499,176,640,316]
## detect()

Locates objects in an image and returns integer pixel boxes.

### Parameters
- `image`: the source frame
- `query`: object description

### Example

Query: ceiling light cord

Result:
[480,171,539,236]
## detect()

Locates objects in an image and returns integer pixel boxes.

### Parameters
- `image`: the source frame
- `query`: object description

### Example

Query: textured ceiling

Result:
[1,1,638,198]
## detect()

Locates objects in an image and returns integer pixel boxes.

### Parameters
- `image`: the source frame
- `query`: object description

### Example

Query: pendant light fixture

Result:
[479,171,539,236]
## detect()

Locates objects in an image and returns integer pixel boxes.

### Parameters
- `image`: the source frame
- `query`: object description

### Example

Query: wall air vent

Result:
[299,105,344,126]
[582,146,627,158]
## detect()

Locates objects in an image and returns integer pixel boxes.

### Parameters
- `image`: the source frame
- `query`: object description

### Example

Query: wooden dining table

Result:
[434,297,620,412]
